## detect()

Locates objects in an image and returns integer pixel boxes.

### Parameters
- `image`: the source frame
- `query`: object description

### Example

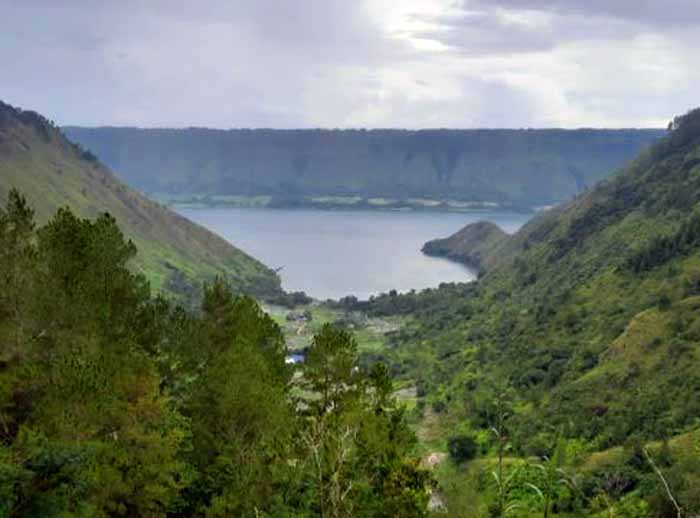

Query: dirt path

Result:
[423,451,448,513]
[416,407,449,513]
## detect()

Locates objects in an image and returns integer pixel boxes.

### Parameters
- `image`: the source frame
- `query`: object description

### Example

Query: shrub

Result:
[448,433,478,463]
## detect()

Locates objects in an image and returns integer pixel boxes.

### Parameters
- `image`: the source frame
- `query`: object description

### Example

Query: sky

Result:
[2,0,698,129]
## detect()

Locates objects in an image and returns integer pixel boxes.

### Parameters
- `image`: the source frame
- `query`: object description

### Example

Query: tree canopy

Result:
[0,189,431,517]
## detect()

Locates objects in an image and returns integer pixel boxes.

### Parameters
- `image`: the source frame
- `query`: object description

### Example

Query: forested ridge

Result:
[335,110,700,517]
[63,126,663,209]
[0,189,433,516]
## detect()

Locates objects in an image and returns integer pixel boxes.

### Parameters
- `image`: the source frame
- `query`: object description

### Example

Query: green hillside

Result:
[0,101,281,298]
[422,221,510,272]
[342,110,700,515]
[63,126,664,210]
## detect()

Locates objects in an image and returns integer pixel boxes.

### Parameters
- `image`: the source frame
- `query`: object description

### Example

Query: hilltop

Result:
[0,101,282,299]
[63,126,664,210]
[422,220,510,272]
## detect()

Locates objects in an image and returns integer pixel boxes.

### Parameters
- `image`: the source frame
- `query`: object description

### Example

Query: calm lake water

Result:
[178,208,530,300]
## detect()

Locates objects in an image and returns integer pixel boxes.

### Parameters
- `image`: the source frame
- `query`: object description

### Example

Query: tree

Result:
[201,277,287,377]
[300,325,431,517]
[35,208,148,340]
[0,198,187,516]
[448,433,478,464]
[188,343,295,516]
[187,285,294,516]
[526,436,570,518]
[0,188,36,350]
[304,324,361,418]
[489,383,520,518]
[0,192,432,516]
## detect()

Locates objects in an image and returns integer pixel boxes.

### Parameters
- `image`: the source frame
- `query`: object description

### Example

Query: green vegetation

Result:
[63,126,663,210]
[627,210,700,273]
[3,98,699,516]
[422,221,510,272]
[264,302,406,356]
[0,101,282,300]
[0,189,432,517]
[338,110,700,516]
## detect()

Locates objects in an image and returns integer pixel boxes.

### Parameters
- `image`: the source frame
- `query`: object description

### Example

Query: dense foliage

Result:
[353,111,700,516]
[0,190,431,517]
[628,210,700,273]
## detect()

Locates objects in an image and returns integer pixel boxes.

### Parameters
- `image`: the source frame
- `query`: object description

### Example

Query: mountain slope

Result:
[63,126,664,208]
[0,101,281,298]
[363,110,700,451]
[344,111,700,513]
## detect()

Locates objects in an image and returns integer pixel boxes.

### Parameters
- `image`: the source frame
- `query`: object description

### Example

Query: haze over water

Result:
[179,208,529,300]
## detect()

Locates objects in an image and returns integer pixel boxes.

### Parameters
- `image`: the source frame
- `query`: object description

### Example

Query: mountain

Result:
[342,111,700,513]
[0,101,282,299]
[383,110,700,444]
[63,126,664,209]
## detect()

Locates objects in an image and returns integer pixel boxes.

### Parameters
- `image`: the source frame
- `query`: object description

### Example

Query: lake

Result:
[178,207,530,300]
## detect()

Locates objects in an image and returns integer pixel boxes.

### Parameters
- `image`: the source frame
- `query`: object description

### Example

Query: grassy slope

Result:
[0,101,281,297]
[383,110,700,452]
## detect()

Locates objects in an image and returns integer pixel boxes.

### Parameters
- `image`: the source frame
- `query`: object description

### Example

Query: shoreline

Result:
[157,195,545,215]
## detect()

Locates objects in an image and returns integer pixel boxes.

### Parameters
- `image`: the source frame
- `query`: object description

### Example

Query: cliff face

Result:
[63,127,664,207]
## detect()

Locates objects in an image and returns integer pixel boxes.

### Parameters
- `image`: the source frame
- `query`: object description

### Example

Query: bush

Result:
[431,399,447,414]
[658,294,672,311]
[447,433,478,463]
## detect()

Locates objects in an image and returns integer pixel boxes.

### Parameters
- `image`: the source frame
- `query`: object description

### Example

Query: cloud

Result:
[404,0,698,55]
[0,0,697,128]
[468,0,700,27]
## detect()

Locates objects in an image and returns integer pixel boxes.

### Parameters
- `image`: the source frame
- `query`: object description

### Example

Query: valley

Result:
[5,2,700,516]
[252,109,700,516]
[2,98,699,517]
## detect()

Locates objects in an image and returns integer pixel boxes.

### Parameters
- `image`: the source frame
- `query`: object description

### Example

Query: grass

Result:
[430,457,505,518]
